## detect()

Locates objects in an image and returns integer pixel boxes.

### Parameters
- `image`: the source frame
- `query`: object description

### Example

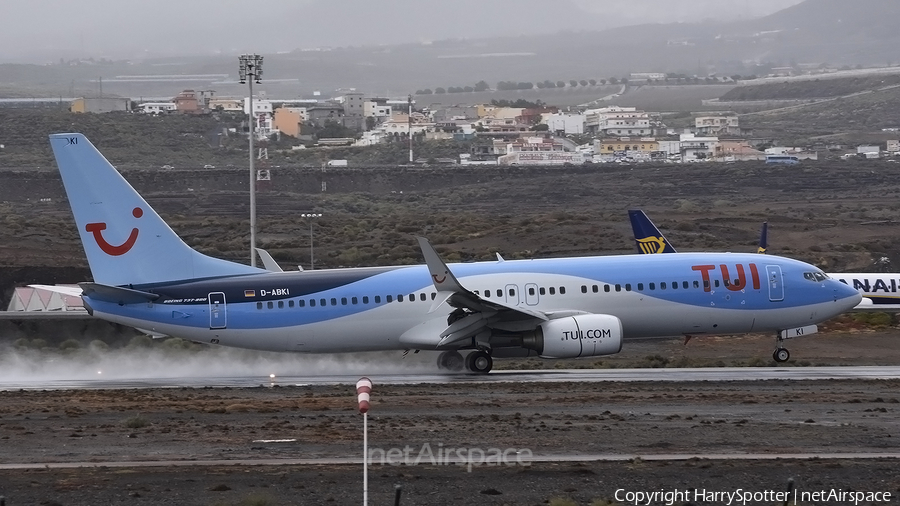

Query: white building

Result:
[680,134,719,161]
[542,113,586,135]
[497,136,585,166]
[364,101,392,119]
[887,140,899,153]
[138,102,177,114]
[585,107,651,136]
[695,115,739,136]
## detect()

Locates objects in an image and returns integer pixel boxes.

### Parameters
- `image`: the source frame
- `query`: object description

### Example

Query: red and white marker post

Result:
[357,377,373,506]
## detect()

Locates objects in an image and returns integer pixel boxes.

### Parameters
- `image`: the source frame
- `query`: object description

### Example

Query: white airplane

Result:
[37,133,860,372]
[629,209,900,312]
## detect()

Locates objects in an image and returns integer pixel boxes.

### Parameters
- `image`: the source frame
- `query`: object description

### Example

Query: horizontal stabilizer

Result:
[79,282,160,305]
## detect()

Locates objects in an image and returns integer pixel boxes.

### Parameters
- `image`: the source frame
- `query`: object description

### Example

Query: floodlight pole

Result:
[239,54,264,267]
[408,94,413,163]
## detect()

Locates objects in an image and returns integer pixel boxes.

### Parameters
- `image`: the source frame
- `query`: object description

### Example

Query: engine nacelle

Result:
[523,314,623,358]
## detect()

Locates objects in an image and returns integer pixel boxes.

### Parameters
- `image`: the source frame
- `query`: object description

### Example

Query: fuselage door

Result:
[766,265,784,302]
[524,283,540,306]
[209,292,227,329]
[505,284,520,306]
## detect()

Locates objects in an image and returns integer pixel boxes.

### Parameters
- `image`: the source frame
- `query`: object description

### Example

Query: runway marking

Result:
[4,366,900,390]
[1,453,899,470]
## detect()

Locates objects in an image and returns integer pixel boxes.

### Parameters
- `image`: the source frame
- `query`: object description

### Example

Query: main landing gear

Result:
[437,350,493,374]
[773,332,790,363]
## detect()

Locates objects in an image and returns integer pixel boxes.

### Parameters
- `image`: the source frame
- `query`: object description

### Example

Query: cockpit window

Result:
[804,271,828,282]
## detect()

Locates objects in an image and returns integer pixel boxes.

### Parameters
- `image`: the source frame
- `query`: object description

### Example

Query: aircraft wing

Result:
[851,298,900,312]
[405,237,551,349]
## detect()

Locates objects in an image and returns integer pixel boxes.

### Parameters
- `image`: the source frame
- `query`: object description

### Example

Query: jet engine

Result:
[522,314,623,358]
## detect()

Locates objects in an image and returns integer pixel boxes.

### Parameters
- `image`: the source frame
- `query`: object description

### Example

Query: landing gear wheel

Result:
[773,348,790,363]
[465,350,493,374]
[437,351,464,371]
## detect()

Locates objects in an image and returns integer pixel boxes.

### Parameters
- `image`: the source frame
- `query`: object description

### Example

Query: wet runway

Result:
[2,366,900,390]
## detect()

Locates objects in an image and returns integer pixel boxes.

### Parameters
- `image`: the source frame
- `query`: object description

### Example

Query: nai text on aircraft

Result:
[38,133,861,373]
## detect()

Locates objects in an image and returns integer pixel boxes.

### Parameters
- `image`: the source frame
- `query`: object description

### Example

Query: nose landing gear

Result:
[773,332,790,363]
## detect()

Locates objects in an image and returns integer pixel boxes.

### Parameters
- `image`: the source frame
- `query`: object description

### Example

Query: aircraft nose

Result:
[832,280,862,308]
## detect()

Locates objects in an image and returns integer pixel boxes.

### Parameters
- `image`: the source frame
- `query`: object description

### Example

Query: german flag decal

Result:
[244,290,256,297]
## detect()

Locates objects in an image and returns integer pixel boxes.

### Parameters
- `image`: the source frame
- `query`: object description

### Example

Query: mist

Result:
[0,338,442,389]
[1,0,803,63]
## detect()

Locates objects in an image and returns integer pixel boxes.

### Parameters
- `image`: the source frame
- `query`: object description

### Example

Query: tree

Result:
[517,82,533,90]
[580,79,588,86]
[570,80,578,87]
[421,88,433,94]
[435,87,446,94]
[365,116,377,131]
[731,75,742,82]
[556,80,566,88]
[599,79,606,85]
[609,77,619,85]
[474,80,489,92]
[543,80,555,88]
[531,123,549,131]
[536,81,546,89]
[463,85,474,93]
[589,79,597,86]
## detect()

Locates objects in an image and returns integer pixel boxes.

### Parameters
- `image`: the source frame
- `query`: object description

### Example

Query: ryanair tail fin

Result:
[49,133,264,287]
[628,209,677,254]
[757,221,769,254]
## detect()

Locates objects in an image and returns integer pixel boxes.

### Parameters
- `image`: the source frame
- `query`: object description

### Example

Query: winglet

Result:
[416,236,468,293]
[255,248,284,272]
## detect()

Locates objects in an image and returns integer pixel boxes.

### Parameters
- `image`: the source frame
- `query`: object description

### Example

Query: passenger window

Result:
[649,283,655,290]
[615,284,621,292]
[483,290,490,298]
[672,282,678,290]
[341,297,348,305]
[375,296,382,303]
[386,295,393,303]
[715,280,720,287]
[637,283,643,291]
[581,285,587,294]
[625,284,632,291]
[540,287,546,295]
[398,294,404,302]
[289,300,294,308]
[363,296,369,304]
[683,281,689,289]
[331,298,337,306]
[320,298,326,306]
[604,285,610,292]
[299,299,305,307]
[352,297,358,304]
[409,294,415,303]
[310,299,316,307]
[559,287,566,295]
[592,285,598,293]
[704,280,710,289]
[496,289,502,297]
[278,301,284,308]
[420,293,426,301]
[257,302,263,310]
[693,281,700,288]
[529,287,535,296]
[267,301,273,309]
[549,287,556,295]
[661,282,667,289]
[509,288,515,296]
[431,293,436,300]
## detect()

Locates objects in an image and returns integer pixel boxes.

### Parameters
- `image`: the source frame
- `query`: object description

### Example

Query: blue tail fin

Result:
[49,133,264,287]
[628,209,677,254]
[757,221,768,254]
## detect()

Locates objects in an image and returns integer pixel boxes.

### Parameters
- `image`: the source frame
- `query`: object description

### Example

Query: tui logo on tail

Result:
[85,207,143,256]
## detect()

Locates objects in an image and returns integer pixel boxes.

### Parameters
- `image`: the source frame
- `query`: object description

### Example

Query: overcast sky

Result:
[2,0,804,63]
